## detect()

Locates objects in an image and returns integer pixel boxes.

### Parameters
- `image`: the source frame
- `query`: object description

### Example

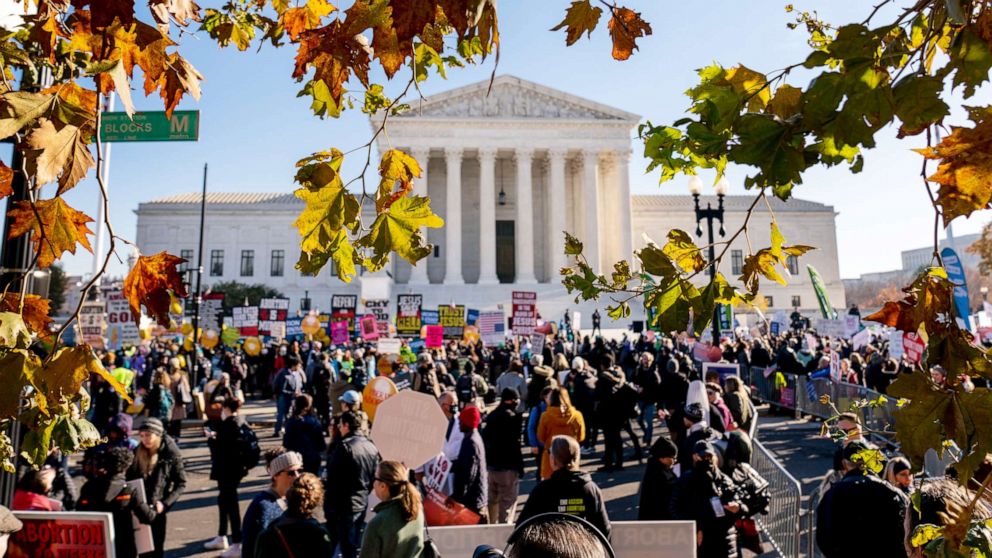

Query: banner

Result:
[511,291,537,335]
[79,301,106,349]
[421,310,439,326]
[360,315,379,340]
[941,247,973,330]
[258,298,289,337]
[425,325,444,348]
[331,320,349,345]
[364,299,390,336]
[478,311,505,347]
[232,306,259,336]
[438,305,466,339]
[814,318,846,339]
[396,294,422,336]
[9,511,115,558]
[285,317,303,338]
[466,309,480,327]
[331,294,358,333]
[807,265,834,319]
[377,337,401,355]
[105,290,140,350]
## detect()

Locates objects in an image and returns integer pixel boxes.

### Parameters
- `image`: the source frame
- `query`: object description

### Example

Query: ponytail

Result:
[397,480,422,522]
[377,460,422,522]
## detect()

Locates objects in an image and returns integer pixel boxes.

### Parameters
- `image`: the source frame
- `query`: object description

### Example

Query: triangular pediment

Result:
[393,75,640,122]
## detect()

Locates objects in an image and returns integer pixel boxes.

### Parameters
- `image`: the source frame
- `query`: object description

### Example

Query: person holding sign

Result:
[127,418,187,558]
[78,447,157,558]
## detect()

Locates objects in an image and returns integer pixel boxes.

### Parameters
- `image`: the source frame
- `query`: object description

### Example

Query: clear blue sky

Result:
[24,1,990,279]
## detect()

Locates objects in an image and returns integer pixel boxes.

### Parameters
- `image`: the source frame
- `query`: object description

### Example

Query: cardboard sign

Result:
[511,291,537,335]
[10,511,115,558]
[844,315,861,338]
[364,299,390,335]
[530,332,545,356]
[360,315,379,340]
[330,320,350,344]
[362,376,398,422]
[396,294,423,336]
[889,330,905,359]
[258,298,289,337]
[198,292,225,331]
[425,325,444,348]
[423,487,482,526]
[852,328,871,350]
[377,338,402,355]
[232,306,259,336]
[478,311,505,347]
[814,318,846,339]
[331,294,358,333]
[79,301,106,349]
[369,390,449,469]
[903,332,926,364]
[702,362,740,382]
[438,305,466,339]
[105,290,139,349]
[285,317,303,338]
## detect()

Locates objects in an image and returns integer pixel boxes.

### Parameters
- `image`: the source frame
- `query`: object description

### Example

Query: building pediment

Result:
[392,75,640,122]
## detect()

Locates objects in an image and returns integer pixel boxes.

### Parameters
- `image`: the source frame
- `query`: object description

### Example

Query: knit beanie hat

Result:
[267,451,304,477]
[138,417,164,437]
[459,406,481,430]
[684,402,705,424]
[650,436,678,460]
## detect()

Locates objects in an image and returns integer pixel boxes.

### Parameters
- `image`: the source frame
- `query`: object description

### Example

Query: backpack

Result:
[456,373,478,404]
[735,463,771,516]
[237,422,261,473]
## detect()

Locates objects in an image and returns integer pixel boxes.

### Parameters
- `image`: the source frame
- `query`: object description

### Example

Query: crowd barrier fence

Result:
[751,439,803,558]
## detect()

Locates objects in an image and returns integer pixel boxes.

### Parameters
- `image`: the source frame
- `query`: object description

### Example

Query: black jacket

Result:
[816,470,907,558]
[283,414,327,473]
[452,430,488,514]
[127,434,186,511]
[324,432,380,516]
[637,460,677,520]
[633,364,662,404]
[481,404,524,474]
[209,415,249,481]
[78,474,156,558]
[517,468,611,540]
[255,512,332,558]
[673,463,740,558]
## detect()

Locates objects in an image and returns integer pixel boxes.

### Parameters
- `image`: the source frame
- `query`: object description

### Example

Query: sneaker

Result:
[204,536,228,551]
[221,543,241,557]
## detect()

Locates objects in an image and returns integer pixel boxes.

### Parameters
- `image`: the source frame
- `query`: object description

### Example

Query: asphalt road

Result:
[149,400,836,558]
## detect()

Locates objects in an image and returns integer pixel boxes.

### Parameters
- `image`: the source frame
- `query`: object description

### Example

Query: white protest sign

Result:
[814,318,846,339]
[852,328,872,350]
[377,337,402,355]
[105,290,140,349]
[844,315,861,338]
[370,390,449,469]
[530,332,545,356]
[889,330,905,359]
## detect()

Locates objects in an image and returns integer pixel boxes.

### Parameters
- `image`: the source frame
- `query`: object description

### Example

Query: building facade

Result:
[135,76,845,324]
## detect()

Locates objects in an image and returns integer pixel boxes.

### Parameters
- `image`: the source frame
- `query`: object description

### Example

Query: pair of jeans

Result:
[217,479,242,542]
[275,394,292,434]
[327,511,365,558]
[637,402,657,444]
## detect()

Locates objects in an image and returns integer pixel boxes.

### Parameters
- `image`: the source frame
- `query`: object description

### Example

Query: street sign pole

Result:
[191,163,207,385]
[92,93,115,278]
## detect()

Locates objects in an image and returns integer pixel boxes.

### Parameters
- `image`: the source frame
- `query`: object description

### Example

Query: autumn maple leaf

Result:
[916,109,992,224]
[123,252,188,325]
[607,6,651,61]
[0,293,52,337]
[6,198,94,268]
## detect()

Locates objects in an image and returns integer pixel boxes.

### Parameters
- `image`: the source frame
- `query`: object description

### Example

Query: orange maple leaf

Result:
[147,53,202,118]
[0,160,12,200]
[294,20,371,106]
[6,198,94,269]
[0,293,52,337]
[607,6,651,61]
[123,252,188,326]
[916,111,992,224]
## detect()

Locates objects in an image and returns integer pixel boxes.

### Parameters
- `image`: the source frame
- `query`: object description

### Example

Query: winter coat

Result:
[255,512,332,558]
[724,392,753,435]
[78,474,156,558]
[209,415,250,481]
[127,434,186,511]
[324,432,380,516]
[679,423,719,469]
[537,406,586,479]
[527,402,547,448]
[329,378,353,416]
[481,404,524,474]
[144,385,173,423]
[451,430,488,515]
[569,369,598,413]
[283,414,327,473]
[816,470,908,558]
[638,460,677,520]
[241,489,285,558]
[413,364,441,398]
[517,468,611,540]
[526,366,556,410]
[673,463,740,558]
[633,364,662,404]
[495,372,528,412]
[359,497,425,558]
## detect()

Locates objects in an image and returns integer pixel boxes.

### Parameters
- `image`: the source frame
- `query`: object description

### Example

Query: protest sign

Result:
[360,315,379,340]
[903,332,926,364]
[330,321,349,344]
[377,338,401,355]
[702,362,740,382]
[852,328,871,350]
[844,315,861,337]
[889,330,905,360]
[331,294,358,333]
[232,306,259,336]
[421,309,439,325]
[79,301,106,349]
[425,325,444,348]
[830,348,841,382]
[199,292,225,331]
[814,318,846,339]
[438,305,466,339]
[511,291,537,335]
[285,317,303,338]
[105,290,139,350]
[466,309,479,327]
[530,332,545,356]
[370,391,448,469]
[396,294,422,336]
[478,311,505,346]
[258,298,289,337]
[10,511,115,558]
[127,479,154,554]
[362,376,398,422]
[423,487,482,526]
[364,298,390,335]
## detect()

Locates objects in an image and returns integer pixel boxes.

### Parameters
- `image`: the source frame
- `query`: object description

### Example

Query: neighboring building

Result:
[901,232,981,273]
[135,76,845,323]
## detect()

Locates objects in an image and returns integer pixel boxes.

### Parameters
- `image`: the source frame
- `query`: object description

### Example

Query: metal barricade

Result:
[805,487,824,558]
[752,439,803,558]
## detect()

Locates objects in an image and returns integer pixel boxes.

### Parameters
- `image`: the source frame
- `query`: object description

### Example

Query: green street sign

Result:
[100,110,199,142]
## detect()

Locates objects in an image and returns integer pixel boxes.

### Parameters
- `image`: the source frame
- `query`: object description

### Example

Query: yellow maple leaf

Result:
[6,197,94,268]
[916,112,992,223]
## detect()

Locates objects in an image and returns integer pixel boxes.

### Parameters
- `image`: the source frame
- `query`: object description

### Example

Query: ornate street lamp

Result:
[690,175,729,344]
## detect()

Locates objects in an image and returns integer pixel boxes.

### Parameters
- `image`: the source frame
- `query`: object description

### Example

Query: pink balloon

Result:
[708,346,723,362]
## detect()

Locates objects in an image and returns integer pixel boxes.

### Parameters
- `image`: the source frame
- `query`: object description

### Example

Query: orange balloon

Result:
[362,376,398,422]
[201,329,220,349]
[243,337,262,356]
[301,315,322,335]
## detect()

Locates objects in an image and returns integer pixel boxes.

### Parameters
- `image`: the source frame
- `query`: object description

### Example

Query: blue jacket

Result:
[241,489,284,558]
[527,402,547,448]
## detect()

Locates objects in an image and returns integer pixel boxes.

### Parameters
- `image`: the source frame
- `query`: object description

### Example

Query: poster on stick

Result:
[331,294,358,333]
[360,315,379,340]
[396,294,422,336]
[511,291,537,335]
[425,325,444,348]
[9,511,115,558]
[438,305,466,339]
[232,306,259,336]
[258,298,289,337]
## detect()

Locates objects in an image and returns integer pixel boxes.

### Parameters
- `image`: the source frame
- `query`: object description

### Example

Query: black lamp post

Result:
[690,176,729,344]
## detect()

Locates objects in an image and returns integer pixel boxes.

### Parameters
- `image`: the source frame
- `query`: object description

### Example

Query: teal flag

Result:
[807,265,834,319]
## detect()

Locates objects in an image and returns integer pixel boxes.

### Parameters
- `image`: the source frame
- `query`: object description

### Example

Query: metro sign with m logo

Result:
[101,110,200,142]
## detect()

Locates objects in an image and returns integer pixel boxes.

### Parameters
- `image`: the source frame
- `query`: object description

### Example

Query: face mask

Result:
[279,348,287,356]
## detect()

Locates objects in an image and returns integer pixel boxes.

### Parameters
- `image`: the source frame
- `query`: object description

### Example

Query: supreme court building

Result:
[136,76,845,325]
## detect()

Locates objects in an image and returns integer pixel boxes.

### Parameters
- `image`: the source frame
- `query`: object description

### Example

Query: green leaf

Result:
[20,417,55,466]
[948,28,992,98]
[0,92,56,140]
[413,43,446,83]
[50,415,100,457]
[355,195,444,269]
[293,149,361,278]
[637,242,678,280]
[362,84,390,115]
[564,232,584,256]
[662,229,706,273]
[0,312,31,349]
[802,73,844,126]
[892,74,949,136]
[299,79,340,119]
[0,349,38,417]
[611,260,632,288]
[645,277,698,333]
[729,114,805,188]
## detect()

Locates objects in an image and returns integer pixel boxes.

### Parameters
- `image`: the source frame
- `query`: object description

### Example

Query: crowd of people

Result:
[6,312,979,558]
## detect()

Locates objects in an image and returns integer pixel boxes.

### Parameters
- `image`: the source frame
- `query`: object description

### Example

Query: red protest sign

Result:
[9,511,114,558]
[903,332,926,364]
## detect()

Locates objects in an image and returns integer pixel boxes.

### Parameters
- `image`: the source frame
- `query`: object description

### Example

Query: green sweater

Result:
[359,498,425,558]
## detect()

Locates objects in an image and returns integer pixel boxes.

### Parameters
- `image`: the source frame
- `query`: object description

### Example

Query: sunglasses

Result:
[282,469,302,477]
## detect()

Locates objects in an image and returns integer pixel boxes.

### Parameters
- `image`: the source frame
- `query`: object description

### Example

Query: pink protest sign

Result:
[903,332,926,364]
[360,315,379,340]
[331,320,349,344]
[425,325,444,348]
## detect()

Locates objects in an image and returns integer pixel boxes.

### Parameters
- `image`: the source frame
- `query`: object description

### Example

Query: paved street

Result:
[141,400,837,558]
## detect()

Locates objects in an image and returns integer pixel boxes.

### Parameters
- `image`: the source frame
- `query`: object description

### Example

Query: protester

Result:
[127,417,186,558]
[254,473,333,557]
[502,515,610,558]
[482,388,525,523]
[673,440,743,558]
[359,461,425,558]
[273,355,305,437]
[883,457,913,495]
[241,448,303,558]
[78,447,157,558]
[722,376,753,435]
[144,370,174,424]
[495,360,528,413]
[12,468,60,511]
[324,410,380,558]
[204,398,257,556]
[517,435,611,540]
[282,394,327,474]
[706,383,735,432]
[452,405,489,522]
[637,436,678,521]
[633,352,661,445]
[537,388,586,480]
